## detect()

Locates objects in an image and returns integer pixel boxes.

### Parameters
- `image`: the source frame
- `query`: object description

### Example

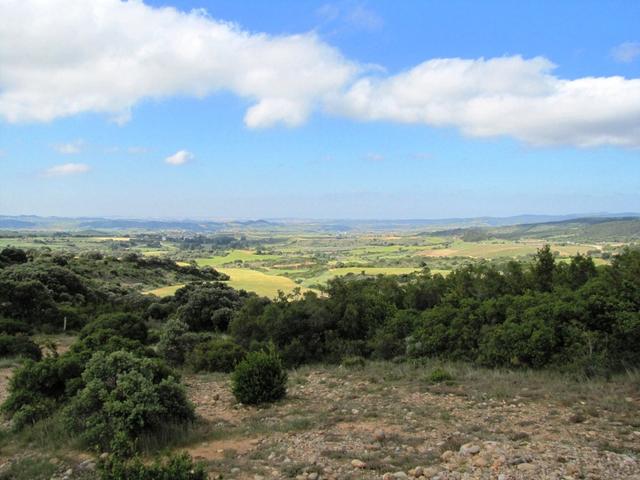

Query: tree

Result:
[531,245,555,292]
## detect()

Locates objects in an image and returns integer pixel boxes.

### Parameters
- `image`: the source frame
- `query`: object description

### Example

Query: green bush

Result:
[429,367,454,383]
[71,330,154,361]
[157,318,190,365]
[1,353,84,429]
[369,310,419,360]
[340,355,366,368]
[98,452,206,480]
[0,318,32,335]
[174,283,245,331]
[80,313,148,344]
[0,334,41,360]
[231,349,287,405]
[63,350,194,454]
[187,337,246,373]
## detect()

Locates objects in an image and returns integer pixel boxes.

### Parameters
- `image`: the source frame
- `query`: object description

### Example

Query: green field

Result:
[2,228,617,299]
[195,250,280,267]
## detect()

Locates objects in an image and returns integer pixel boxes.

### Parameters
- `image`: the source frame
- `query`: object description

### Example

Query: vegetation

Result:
[98,452,206,480]
[231,349,288,405]
[188,336,246,372]
[0,227,638,477]
[64,350,194,454]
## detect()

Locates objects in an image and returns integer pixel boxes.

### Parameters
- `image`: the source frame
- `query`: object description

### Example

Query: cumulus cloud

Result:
[332,56,640,147]
[1,1,639,148]
[612,42,640,63]
[44,163,90,176]
[0,0,356,128]
[53,139,84,154]
[165,150,193,165]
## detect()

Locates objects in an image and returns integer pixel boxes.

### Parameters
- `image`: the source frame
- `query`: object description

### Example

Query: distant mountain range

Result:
[0,213,638,234]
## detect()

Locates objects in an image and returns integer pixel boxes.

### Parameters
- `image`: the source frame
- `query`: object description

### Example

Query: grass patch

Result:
[0,456,58,480]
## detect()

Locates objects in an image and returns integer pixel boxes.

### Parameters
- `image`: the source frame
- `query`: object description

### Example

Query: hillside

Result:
[433,217,640,243]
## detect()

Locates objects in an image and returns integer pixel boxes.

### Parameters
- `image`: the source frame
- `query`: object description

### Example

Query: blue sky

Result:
[1,0,639,219]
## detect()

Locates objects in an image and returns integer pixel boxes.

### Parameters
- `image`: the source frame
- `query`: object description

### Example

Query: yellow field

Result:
[144,269,304,299]
[145,284,184,297]
[218,268,309,298]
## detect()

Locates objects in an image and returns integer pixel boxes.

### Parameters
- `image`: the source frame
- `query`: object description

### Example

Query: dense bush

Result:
[98,453,206,480]
[0,334,41,361]
[225,247,640,375]
[80,312,148,344]
[157,318,191,365]
[1,353,84,429]
[0,247,227,333]
[0,318,32,335]
[0,278,61,326]
[231,349,287,405]
[368,310,419,360]
[64,350,194,454]
[187,337,246,372]
[174,282,246,331]
[0,247,29,267]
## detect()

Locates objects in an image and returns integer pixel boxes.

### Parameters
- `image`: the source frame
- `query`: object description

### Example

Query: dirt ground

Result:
[1,360,639,479]
[180,363,640,479]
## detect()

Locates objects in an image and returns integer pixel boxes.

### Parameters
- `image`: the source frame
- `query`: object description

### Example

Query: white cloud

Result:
[0,1,639,148]
[0,0,357,128]
[612,42,640,63]
[53,139,84,154]
[44,163,90,176]
[165,150,193,165]
[332,56,640,147]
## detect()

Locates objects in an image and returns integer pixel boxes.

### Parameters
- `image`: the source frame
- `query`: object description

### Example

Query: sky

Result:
[1,0,639,219]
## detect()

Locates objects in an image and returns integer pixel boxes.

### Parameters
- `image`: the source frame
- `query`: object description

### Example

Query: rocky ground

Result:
[181,362,640,480]
[1,361,639,479]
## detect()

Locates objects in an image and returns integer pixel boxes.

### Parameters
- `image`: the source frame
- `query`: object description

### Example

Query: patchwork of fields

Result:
[141,236,609,298]
[1,230,613,299]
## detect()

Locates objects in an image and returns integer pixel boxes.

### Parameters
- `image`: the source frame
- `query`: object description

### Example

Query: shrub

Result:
[71,330,154,361]
[0,247,28,267]
[231,349,287,405]
[98,453,206,480]
[63,350,194,454]
[157,318,190,365]
[175,283,244,331]
[0,318,32,335]
[80,313,148,344]
[187,337,246,373]
[429,367,454,383]
[369,310,419,360]
[0,334,41,361]
[340,355,366,369]
[1,353,84,429]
